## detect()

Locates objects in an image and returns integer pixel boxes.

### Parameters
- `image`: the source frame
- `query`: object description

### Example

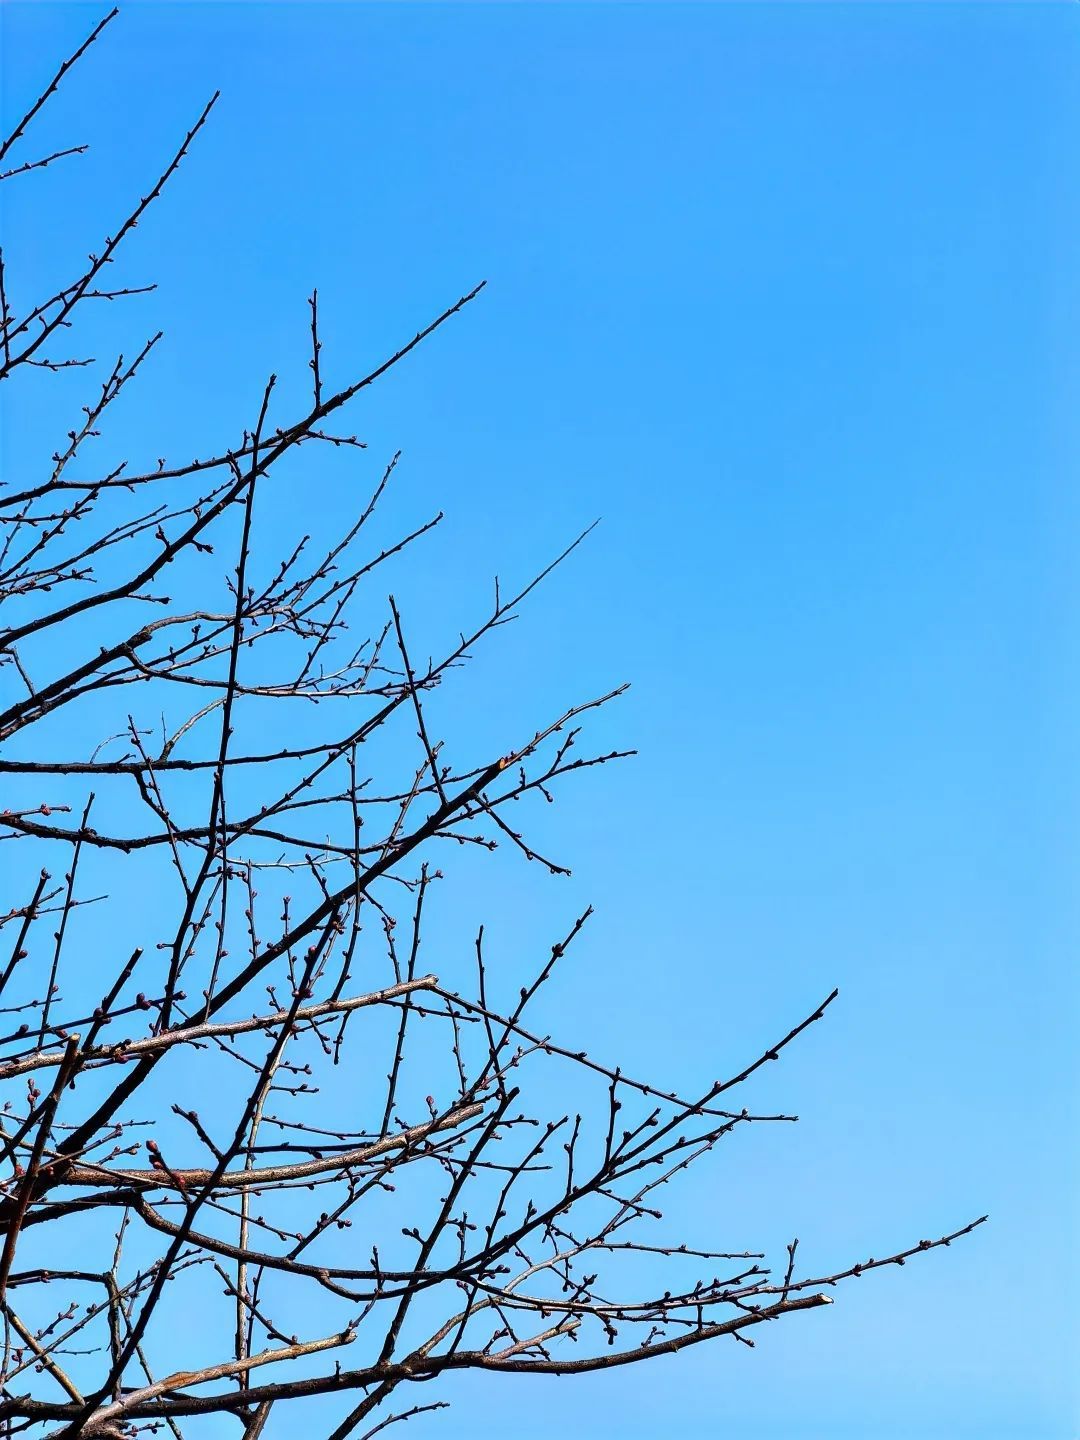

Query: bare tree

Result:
[0,14,983,1440]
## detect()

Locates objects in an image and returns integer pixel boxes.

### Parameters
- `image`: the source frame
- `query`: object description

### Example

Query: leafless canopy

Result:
[0,14,983,1439]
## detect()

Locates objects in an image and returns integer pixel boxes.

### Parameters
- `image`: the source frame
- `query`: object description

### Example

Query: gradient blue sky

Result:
[2,3,1078,1438]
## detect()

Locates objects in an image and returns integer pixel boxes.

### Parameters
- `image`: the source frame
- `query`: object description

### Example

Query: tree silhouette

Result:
[0,13,983,1439]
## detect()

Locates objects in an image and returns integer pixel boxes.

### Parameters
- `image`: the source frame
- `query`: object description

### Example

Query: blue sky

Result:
[2,3,1078,1437]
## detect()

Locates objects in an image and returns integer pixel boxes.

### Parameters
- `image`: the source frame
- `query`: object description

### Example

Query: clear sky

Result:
[2,3,1078,1438]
